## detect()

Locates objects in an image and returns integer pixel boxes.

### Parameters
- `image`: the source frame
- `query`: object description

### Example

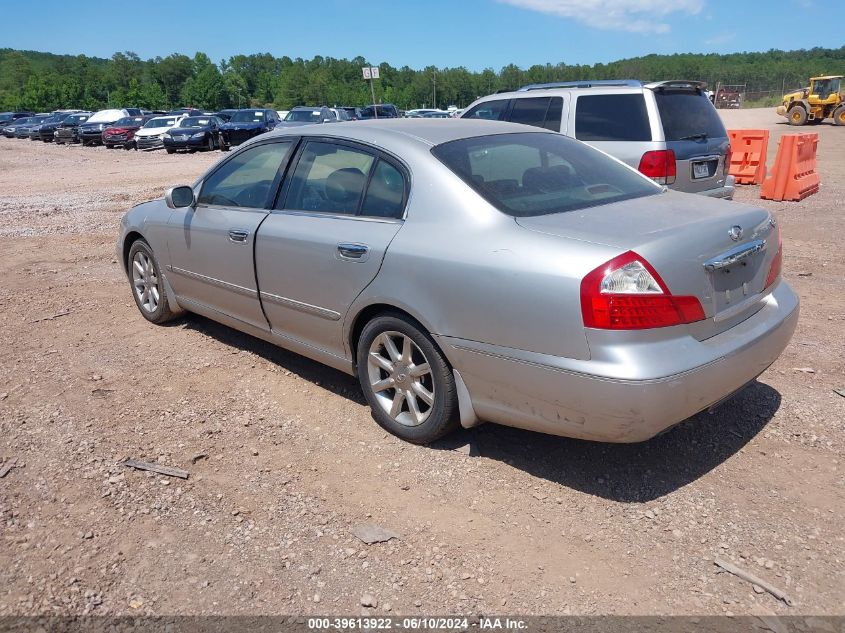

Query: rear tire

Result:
[356,314,459,444]
[788,106,807,126]
[127,239,177,325]
[166,148,175,154]
[834,105,845,126]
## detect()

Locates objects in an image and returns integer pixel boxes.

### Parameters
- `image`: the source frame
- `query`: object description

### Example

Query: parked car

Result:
[0,111,34,127]
[421,111,451,119]
[405,109,440,118]
[462,80,735,199]
[329,108,352,121]
[358,104,400,119]
[219,108,281,150]
[116,119,797,445]
[163,116,224,153]
[54,112,92,144]
[37,113,76,142]
[14,114,53,138]
[2,116,36,138]
[28,113,69,140]
[278,106,337,127]
[167,108,205,117]
[79,109,131,146]
[134,115,185,151]
[103,115,153,149]
[339,107,362,120]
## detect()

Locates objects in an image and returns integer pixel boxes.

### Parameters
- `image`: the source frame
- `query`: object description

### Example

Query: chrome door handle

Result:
[337,243,369,260]
[228,229,249,243]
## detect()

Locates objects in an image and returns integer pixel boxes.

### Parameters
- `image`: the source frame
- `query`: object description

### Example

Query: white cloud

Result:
[498,0,704,34]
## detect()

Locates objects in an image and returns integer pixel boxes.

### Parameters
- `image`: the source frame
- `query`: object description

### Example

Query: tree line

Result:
[1,46,843,113]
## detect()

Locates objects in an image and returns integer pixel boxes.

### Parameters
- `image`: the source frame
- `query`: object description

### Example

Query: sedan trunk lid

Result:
[515,191,779,339]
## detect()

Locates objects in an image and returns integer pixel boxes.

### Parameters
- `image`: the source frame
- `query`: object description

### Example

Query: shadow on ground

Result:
[182,314,781,504]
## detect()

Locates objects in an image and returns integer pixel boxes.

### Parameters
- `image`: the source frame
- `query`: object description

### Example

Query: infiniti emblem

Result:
[729,225,743,241]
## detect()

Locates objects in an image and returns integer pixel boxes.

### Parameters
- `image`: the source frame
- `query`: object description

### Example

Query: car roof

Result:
[265,118,550,149]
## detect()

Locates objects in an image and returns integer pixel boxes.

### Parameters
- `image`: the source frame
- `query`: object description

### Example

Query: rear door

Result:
[255,139,407,359]
[506,95,567,133]
[166,139,295,329]
[651,88,731,194]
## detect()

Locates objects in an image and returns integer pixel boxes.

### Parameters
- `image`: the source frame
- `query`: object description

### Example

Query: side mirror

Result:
[165,185,195,209]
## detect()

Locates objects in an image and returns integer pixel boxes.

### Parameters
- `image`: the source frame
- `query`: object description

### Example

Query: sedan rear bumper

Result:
[440,280,798,443]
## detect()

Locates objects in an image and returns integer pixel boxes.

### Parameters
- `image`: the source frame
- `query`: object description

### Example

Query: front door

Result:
[255,139,407,359]
[166,139,295,329]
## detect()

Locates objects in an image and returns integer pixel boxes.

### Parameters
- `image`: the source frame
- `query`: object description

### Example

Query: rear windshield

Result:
[575,94,651,142]
[655,90,726,141]
[432,132,659,218]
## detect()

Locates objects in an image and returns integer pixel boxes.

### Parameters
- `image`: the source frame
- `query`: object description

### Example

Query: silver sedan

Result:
[117,120,799,444]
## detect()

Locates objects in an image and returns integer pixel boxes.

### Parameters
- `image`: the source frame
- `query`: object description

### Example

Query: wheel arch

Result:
[122,230,146,274]
[346,301,449,369]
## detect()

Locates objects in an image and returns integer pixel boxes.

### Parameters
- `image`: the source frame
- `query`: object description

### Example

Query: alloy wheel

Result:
[367,331,435,427]
[131,251,160,313]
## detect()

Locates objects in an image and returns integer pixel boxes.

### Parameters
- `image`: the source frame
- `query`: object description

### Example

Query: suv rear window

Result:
[654,90,726,141]
[432,132,658,218]
[575,94,651,142]
[509,97,563,132]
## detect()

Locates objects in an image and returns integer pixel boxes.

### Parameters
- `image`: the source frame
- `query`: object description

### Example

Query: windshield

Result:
[432,132,659,218]
[64,114,89,125]
[114,117,145,126]
[654,90,726,141]
[144,117,178,129]
[230,110,265,123]
[285,110,322,123]
[359,105,395,119]
[13,118,34,125]
[43,115,65,124]
[179,117,212,128]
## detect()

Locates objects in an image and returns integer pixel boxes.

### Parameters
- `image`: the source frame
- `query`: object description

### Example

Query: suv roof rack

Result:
[518,80,643,91]
[645,80,707,92]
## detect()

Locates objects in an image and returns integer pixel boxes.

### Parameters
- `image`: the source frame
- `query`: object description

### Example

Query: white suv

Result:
[462,80,735,199]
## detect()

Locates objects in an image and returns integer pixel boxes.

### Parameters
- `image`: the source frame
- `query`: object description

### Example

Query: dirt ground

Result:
[0,110,842,620]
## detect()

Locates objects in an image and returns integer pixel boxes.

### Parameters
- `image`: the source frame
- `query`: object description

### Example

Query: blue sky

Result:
[6,0,843,70]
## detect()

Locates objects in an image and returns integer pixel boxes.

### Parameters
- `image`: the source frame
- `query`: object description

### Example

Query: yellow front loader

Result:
[777,75,845,126]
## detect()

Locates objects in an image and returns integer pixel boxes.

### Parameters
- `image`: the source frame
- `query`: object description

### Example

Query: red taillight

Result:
[765,225,782,289]
[580,251,705,330]
[638,150,676,185]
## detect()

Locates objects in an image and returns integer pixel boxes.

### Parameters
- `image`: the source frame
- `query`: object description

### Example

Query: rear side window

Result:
[508,97,563,132]
[463,99,509,121]
[655,91,727,141]
[433,132,659,218]
[575,94,651,142]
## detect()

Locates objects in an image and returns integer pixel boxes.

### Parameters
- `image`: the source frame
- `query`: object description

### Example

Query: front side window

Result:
[282,142,375,215]
[463,99,509,121]
[198,141,292,209]
[575,94,651,142]
[433,132,659,218]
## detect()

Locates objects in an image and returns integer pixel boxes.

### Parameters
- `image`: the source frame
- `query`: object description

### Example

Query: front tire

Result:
[834,105,845,126]
[127,240,177,325]
[356,314,458,444]
[788,106,807,126]
[166,148,175,154]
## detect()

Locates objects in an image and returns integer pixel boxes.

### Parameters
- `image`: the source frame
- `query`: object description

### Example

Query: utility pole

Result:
[433,69,437,110]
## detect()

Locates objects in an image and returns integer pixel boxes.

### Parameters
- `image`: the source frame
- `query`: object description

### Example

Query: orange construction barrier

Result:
[727,129,769,184]
[760,133,820,202]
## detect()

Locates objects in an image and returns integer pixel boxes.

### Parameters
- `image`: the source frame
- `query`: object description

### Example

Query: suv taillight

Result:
[580,251,705,330]
[638,150,676,185]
